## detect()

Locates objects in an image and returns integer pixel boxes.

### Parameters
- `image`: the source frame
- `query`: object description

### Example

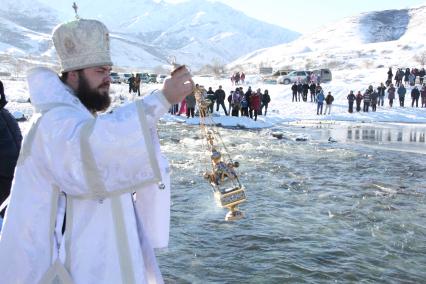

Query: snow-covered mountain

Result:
[0,0,299,72]
[229,4,426,72]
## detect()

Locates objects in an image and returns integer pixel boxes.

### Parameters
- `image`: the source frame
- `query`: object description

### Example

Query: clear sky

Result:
[170,0,426,33]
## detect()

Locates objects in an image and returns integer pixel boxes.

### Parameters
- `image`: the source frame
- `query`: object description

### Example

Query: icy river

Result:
[156,121,426,283]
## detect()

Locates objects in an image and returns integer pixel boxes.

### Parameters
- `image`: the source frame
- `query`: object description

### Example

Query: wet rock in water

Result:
[236,124,246,129]
[328,137,338,143]
[272,132,283,139]
[171,138,180,143]
[295,137,308,142]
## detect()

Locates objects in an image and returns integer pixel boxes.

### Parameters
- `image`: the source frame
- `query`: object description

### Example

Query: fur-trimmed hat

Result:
[52,19,113,72]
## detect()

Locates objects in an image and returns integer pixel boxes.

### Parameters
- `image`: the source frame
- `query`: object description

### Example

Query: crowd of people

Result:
[288,67,426,115]
[344,67,426,113]
[386,67,425,87]
[170,85,271,121]
[230,71,246,85]
[346,83,426,113]
[127,73,141,96]
[289,81,334,115]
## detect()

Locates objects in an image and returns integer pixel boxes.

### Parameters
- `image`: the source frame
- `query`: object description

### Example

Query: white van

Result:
[312,69,332,83]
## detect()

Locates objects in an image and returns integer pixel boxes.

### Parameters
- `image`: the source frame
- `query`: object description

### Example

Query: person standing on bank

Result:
[421,83,426,108]
[128,73,135,94]
[411,85,420,107]
[355,91,363,112]
[291,82,298,102]
[370,88,378,112]
[347,90,356,113]
[214,85,227,115]
[377,82,386,107]
[387,83,396,108]
[324,91,334,115]
[397,84,406,107]
[0,18,193,284]
[261,89,271,116]
[363,85,372,112]
[316,87,325,115]
[185,90,196,118]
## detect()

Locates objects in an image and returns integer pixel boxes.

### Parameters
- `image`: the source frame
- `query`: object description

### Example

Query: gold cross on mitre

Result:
[72,2,80,19]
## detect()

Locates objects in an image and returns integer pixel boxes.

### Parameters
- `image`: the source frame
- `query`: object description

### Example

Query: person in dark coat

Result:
[297,82,303,102]
[302,82,309,102]
[227,92,233,116]
[214,85,227,115]
[309,82,316,102]
[324,91,334,115]
[0,80,7,109]
[419,68,425,85]
[347,90,356,113]
[261,89,271,116]
[370,89,378,112]
[206,87,216,114]
[134,74,141,96]
[387,84,396,107]
[404,68,410,85]
[128,74,135,93]
[185,92,196,118]
[240,94,249,117]
[397,85,406,107]
[244,87,252,118]
[411,86,420,108]
[387,67,393,81]
[0,80,23,217]
[377,82,386,106]
[421,84,426,108]
[291,82,298,102]
[363,86,372,112]
[355,91,363,112]
[394,70,400,87]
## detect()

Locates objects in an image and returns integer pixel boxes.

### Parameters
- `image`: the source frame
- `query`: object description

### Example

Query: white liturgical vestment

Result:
[0,67,171,284]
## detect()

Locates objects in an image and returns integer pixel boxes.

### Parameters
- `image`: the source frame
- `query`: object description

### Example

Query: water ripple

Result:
[157,122,426,283]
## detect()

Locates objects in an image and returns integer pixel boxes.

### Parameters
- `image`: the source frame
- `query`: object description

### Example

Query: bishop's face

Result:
[76,66,112,112]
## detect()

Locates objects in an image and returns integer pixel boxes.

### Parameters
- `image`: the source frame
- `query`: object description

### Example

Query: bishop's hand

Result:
[162,64,194,105]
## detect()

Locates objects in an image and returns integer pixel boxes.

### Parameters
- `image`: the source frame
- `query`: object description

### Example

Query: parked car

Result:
[262,69,293,83]
[148,73,158,83]
[110,72,121,84]
[157,74,167,84]
[121,73,132,84]
[272,69,294,77]
[277,71,311,84]
[136,73,150,83]
[312,68,332,83]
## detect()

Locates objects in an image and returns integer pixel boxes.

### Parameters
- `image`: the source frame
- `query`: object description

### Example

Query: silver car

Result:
[110,72,121,84]
[277,71,310,85]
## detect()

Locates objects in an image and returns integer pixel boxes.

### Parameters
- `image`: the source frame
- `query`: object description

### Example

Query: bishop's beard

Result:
[75,72,111,113]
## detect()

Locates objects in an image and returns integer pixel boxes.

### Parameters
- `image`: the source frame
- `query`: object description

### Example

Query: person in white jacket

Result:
[0,18,193,284]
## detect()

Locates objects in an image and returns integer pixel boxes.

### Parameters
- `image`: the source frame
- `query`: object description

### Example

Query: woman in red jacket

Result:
[250,88,262,121]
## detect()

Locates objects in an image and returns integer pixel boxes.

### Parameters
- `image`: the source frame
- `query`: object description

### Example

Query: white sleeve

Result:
[39,91,171,198]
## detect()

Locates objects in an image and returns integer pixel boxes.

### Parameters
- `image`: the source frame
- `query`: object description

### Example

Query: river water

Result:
[156,121,426,283]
